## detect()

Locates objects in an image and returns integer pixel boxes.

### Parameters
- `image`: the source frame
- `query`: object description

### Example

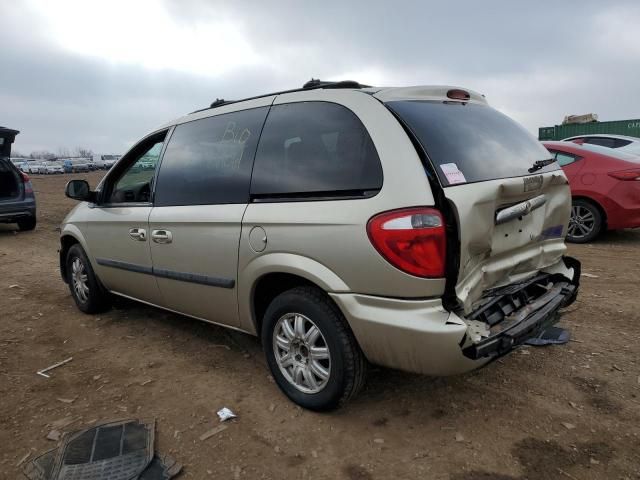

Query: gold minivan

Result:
[60,80,580,410]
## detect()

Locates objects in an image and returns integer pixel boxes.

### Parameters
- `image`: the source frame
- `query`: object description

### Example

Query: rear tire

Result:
[66,244,110,313]
[17,216,36,231]
[261,286,367,411]
[567,199,603,243]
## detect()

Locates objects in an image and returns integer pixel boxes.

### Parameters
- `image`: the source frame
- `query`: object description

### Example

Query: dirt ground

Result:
[1,171,639,480]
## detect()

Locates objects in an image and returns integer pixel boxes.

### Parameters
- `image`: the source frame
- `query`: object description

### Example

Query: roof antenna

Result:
[303,78,322,89]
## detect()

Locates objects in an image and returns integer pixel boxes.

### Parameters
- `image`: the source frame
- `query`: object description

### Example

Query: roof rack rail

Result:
[191,79,370,114]
[210,98,232,108]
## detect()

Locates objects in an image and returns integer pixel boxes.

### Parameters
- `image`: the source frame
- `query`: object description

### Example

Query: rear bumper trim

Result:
[462,257,580,360]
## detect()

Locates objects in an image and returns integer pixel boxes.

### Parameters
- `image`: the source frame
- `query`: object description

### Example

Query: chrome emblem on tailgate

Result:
[523,175,543,192]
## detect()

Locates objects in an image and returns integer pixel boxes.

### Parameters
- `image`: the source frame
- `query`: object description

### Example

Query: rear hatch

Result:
[384,93,571,314]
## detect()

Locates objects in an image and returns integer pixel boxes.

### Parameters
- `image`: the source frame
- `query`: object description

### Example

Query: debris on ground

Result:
[217,407,237,422]
[16,451,32,467]
[36,357,73,378]
[24,418,181,480]
[524,327,570,346]
[561,422,576,430]
[56,397,76,404]
[455,432,465,442]
[581,272,600,278]
[199,424,228,441]
[46,430,61,441]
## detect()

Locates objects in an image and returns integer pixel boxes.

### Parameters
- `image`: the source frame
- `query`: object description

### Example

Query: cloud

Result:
[1,0,639,155]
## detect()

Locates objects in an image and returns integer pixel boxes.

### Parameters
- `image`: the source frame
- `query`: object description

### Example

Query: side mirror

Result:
[65,180,95,202]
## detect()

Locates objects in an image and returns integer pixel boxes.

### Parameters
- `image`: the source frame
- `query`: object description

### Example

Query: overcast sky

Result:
[2,0,639,155]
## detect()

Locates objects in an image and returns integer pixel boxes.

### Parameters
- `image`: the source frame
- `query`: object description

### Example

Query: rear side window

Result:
[585,137,616,148]
[554,152,579,167]
[387,101,557,186]
[154,107,268,206]
[251,102,382,198]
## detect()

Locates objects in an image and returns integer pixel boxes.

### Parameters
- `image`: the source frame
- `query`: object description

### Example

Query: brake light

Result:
[447,89,470,101]
[608,170,640,181]
[367,207,446,278]
[20,172,33,194]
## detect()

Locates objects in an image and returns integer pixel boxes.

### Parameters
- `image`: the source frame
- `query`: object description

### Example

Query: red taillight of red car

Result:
[20,172,33,194]
[608,170,640,181]
[367,207,446,278]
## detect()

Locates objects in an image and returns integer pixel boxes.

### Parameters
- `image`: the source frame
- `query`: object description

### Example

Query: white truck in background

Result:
[92,154,121,169]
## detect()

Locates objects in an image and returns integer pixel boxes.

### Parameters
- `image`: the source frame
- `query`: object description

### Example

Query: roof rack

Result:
[192,79,370,114]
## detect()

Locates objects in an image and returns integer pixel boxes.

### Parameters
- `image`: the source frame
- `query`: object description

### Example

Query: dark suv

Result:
[0,157,36,231]
[1,126,36,231]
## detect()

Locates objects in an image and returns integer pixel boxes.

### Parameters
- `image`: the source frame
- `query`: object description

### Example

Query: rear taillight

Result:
[367,207,446,278]
[608,170,640,181]
[20,172,33,194]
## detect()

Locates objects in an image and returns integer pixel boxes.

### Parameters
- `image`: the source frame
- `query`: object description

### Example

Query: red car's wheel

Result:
[567,199,603,243]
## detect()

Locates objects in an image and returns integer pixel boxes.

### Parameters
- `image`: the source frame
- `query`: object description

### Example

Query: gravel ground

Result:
[1,172,639,479]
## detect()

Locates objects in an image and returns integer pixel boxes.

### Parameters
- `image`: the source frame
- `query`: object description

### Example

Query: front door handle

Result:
[129,228,147,241]
[151,229,173,244]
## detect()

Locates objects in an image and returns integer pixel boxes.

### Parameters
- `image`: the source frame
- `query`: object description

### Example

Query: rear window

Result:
[387,101,557,186]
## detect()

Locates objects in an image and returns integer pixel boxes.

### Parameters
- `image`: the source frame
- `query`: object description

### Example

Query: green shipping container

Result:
[538,119,640,140]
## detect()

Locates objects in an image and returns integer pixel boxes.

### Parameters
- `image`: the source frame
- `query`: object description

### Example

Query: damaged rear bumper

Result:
[330,256,580,377]
[461,256,580,360]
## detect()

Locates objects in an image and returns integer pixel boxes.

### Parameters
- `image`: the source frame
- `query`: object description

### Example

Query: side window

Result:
[585,137,615,148]
[613,138,632,148]
[251,102,383,198]
[154,107,268,206]
[106,133,166,204]
[555,152,578,167]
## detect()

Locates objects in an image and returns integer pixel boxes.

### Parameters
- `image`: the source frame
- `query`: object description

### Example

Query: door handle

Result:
[128,228,147,241]
[151,229,173,244]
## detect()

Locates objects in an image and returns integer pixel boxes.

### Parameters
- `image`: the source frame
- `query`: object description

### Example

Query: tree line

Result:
[11,147,94,159]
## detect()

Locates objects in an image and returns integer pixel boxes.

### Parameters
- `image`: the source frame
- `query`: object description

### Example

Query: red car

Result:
[543,141,640,242]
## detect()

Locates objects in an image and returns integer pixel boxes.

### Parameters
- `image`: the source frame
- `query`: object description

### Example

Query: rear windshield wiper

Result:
[528,158,556,173]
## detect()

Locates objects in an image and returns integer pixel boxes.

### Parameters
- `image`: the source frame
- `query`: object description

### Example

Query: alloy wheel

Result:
[568,204,595,240]
[71,257,90,303]
[272,313,331,394]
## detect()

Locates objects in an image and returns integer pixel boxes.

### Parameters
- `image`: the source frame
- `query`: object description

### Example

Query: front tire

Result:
[567,199,603,243]
[261,286,367,411]
[66,244,110,313]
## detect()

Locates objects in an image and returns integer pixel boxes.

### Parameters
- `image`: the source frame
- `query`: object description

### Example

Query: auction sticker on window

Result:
[440,163,466,185]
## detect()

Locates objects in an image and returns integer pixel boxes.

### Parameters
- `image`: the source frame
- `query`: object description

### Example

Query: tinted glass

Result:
[251,102,382,197]
[154,107,268,206]
[109,139,164,203]
[613,138,632,148]
[387,101,557,186]
[585,137,616,148]
[555,152,577,167]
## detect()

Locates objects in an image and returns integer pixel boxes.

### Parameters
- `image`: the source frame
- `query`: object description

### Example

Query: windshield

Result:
[387,101,558,186]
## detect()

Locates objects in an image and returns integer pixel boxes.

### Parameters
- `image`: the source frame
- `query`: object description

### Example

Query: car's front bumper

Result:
[331,256,580,376]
